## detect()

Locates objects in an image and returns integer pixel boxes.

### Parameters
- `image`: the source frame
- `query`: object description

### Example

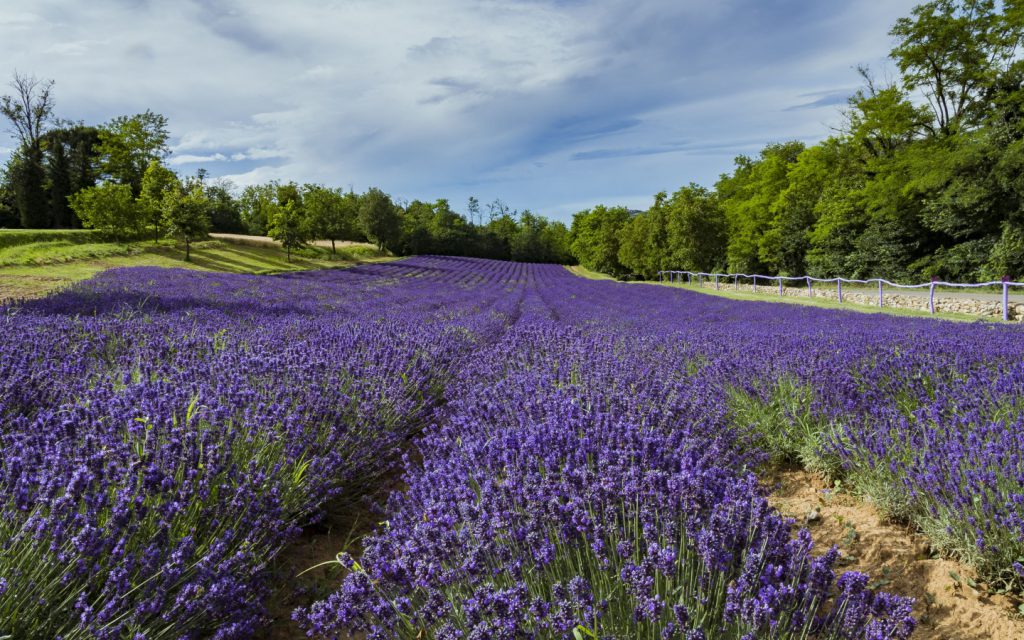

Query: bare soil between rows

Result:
[768,468,1024,640]
[254,469,1024,639]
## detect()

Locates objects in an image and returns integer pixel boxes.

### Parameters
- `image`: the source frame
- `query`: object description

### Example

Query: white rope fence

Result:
[657,270,1024,321]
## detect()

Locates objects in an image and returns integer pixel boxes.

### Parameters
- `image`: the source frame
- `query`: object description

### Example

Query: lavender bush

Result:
[5,255,1023,638]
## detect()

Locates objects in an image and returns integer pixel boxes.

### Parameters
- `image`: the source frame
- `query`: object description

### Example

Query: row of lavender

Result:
[543,266,1024,593]
[4,256,1022,638]
[0,259,523,638]
[297,262,918,638]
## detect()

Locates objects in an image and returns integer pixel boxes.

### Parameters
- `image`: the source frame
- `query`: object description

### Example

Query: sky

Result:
[0,0,920,221]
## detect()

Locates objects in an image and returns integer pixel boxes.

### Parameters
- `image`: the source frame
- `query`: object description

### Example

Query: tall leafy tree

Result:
[239,183,276,235]
[569,205,632,276]
[665,184,727,273]
[69,183,139,241]
[1,73,54,227]
[139,160,180,242]
[890,0,1021,135]
[303,184,357,253]
[467,196,481,226]
[267,200,307,262]
[204,179,245,233]
[359,187,401,252]
[96,110,170,196]
[162,183,211,261]
[618,193,670,279]
[717,142,804,273]
[42,124,101,228]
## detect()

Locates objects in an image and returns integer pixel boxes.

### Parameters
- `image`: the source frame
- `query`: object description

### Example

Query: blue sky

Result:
[0,0,918,221]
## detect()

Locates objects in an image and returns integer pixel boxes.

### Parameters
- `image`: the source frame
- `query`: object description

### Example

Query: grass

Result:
[0,228,104,249]
[0,233,394,301]
[564,264,617,281]
[657,281,986,322]
[564,267,988,321]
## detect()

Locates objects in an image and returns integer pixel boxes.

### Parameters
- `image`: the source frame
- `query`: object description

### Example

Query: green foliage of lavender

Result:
[0,260,502,637]
[4,256,1024,638]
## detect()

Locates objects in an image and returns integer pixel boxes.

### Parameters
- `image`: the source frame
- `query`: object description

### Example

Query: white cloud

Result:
[168,152,228,166]
[0,0,920,219]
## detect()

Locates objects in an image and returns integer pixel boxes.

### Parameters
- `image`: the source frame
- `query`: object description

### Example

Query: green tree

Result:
[69,183,139,241]
[890,0,1021,135]
[665,184,727,273]
[359,187,401,252]
[163,184,211,261]
[618,193,670,279]
[239,183,276,235]
[0,177,17,227]
[428,199,471,256]
[96,110,170,195]
[569,205,632,276]
[303,184,357,253]
[717,142,804,274]
[204,179,245,233]
[139,160,180,242]
[1,73,54,228]
[42,124,101,228]
[399,199,436,255]
[267,200,307,261]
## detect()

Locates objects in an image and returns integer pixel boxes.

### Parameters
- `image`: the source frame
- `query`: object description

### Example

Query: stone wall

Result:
[676,279,1024,321]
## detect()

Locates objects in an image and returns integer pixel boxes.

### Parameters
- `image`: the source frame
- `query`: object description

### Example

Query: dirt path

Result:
[258,496,378,640]
[768,469,1024,640]
[210,233,374,251]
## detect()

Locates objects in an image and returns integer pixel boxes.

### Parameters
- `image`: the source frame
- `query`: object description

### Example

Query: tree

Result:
[204,179,245,233]
[69,183,139,241]
[487,198,510,223]
[267,200,306,261]
[428,199,471,255]
[96,110,170,195]
[890,0,1021,135]
[618,193,671,279]
[303,184,356,253]
[842,69,929,158]
[358,187,401,251]
[139,160,180,242]
[665,184,727,273]
[569,205,632,276]
[0,177,17,227]
[239,183,276,235]
[400,199,436,255]
[5,151,47,228]
[163,184,211,261]
[1,73,54,227]
[42,124,101,228]
[717,141,804,274]
[467,196,481,226]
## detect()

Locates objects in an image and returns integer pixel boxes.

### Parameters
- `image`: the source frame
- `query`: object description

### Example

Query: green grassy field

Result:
[564,264,618,281]
[562,266,989,322]
[0,231,393,301]
[655,280,986,322]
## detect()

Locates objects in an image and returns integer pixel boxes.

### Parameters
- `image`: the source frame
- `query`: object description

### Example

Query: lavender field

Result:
[2,257,1023,639]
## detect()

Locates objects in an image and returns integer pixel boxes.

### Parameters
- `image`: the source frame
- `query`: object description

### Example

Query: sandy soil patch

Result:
[769,468,1024,640]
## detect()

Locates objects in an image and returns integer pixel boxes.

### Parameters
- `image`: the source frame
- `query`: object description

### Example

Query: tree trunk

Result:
[185,238,190,261]
[331,238,336,254]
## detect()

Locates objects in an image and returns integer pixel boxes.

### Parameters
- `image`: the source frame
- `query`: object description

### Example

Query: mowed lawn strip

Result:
[564,265,988,322]
[0,232,394,300]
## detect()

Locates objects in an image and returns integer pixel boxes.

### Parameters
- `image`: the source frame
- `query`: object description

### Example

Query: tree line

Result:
[0,74,572,263]
[570,0,1024,282]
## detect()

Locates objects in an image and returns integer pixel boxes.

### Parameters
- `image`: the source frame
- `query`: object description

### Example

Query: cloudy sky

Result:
[0,0,918,220]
